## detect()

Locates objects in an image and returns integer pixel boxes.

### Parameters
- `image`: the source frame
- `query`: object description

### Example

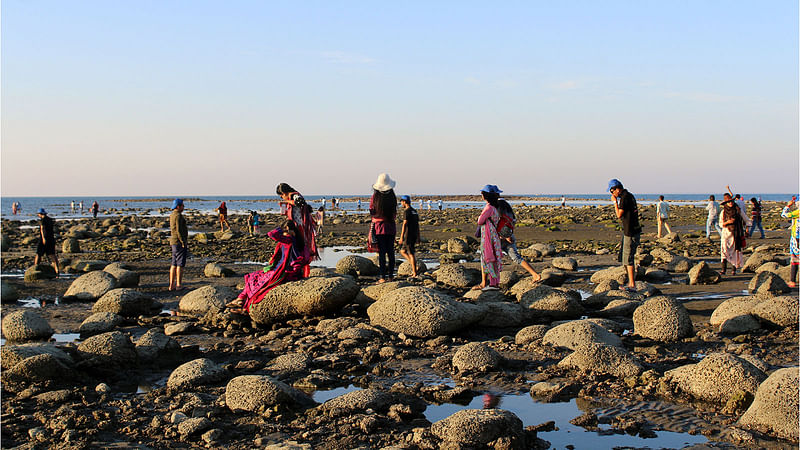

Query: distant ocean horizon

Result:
[1,193,794,222]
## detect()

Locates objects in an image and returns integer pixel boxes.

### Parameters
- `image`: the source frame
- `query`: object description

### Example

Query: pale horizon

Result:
[2,1,798,197]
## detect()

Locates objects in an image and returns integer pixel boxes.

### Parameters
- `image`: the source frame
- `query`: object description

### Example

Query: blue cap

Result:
[480,185,502,194]
[608,179,622,192]
[37,208,47,215]
[399,195,411,203]
[172,198,184,209]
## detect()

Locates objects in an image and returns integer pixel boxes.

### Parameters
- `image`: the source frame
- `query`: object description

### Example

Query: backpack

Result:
[495,200,515,238]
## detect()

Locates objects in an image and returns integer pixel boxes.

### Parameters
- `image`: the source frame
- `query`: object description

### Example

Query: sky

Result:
[2,0,798,196]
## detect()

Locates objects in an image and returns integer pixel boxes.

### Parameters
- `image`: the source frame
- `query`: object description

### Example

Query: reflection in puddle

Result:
[577,290,592,300]
[425,394,708,448]
[52,333,81,343]
[1,271,25,279]
[676,291,745,301]
[312,384,360,403]
[18,298,42,308]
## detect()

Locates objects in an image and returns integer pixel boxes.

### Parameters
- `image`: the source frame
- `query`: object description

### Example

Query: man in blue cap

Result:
[169,199,188,291]
[608,179,641,291]
[35,208,60,277]
[398,195,421,277]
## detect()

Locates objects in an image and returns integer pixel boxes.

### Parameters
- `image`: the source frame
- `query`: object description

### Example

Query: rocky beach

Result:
[1,200,797,449]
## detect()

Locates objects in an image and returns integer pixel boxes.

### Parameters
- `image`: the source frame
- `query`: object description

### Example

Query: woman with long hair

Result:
[226,220,309,314]
[276,183,318,276]
[719,186,750,275]
[473,185,504,291]
[370,173,397,283]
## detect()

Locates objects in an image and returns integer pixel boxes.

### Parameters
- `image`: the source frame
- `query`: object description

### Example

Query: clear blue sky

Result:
[2,1,797,196]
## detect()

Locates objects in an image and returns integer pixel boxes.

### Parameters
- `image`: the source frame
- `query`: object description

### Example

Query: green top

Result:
[169,210,187,246]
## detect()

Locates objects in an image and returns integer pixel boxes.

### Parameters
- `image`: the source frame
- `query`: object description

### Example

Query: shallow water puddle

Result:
[312,384,360,403]
[425,394,708,449]
[576,290,592,300]
[17,297,42,308]
[676,291,747,301]
[1,271,25,279]
[52,333,81,343]
[314,246,370,269]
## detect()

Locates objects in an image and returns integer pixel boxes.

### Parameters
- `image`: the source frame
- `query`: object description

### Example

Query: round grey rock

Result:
[451,342,502,372]
[559,342,643,378]
[226,375,302,412]
[738,367,799,441]
[431,408,523,446]
[543,320,622,350]
[666,353,766,404]
[179,285,236,316]
[515,325,549,345]
[1,310,53,342]
[79,312,123,337]
[249,276,359,325]
[367,286,486,337]
[167,358,226,392]
[64,270,119,300]
[76,331,137,367]
[633,296,694,341]
[335,255,379,277]
[433,264,481,288]
[93,288,155,317]
[102,263,140,287]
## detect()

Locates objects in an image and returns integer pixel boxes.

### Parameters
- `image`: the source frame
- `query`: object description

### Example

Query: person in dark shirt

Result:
[398,195,421,277]
[35,208,60,277]
[609,179,641,291]
[169,199,188,291]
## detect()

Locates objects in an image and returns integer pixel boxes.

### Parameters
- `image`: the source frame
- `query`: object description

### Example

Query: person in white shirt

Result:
[705,195,721,238]
[656,195,672,238]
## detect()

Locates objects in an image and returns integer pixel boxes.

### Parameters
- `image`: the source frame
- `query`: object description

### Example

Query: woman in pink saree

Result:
[472,185,504,291]
[226,220,310,314]
[276,183,318,277]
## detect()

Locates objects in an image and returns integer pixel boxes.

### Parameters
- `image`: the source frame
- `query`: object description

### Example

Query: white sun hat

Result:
[372,173,396,192]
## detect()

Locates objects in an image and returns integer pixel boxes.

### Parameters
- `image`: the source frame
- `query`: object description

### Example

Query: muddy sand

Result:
[1,202,797,449]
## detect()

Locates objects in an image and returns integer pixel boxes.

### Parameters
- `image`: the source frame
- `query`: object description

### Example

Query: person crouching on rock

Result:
[226,220,309,314]
[472,185,503,291]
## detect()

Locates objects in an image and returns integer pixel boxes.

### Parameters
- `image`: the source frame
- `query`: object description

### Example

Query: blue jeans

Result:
[748,218,764,238]
[706,217,721,237]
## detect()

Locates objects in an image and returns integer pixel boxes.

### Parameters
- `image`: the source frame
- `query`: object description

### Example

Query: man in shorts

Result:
[169,198,188,291]
[35,208,60,277]
[398,195,421,277]
[609,179,642,291]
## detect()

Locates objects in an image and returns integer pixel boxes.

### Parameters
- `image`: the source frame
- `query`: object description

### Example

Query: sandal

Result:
[471,285,485,291]
[481,286,499,291]
[228,308,246,315]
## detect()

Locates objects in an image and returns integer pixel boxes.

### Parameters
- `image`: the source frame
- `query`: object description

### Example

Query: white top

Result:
[656,200,670,219]
[705,200,719,218]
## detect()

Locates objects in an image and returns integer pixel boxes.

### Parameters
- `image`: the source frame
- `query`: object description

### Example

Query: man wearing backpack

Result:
[496,198,541,281]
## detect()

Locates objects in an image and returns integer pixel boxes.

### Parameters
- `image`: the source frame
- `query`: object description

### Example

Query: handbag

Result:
[367,222,379,252]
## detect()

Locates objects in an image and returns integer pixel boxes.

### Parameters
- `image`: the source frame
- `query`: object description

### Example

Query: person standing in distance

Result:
[169,199,188,291]
[35,208,60,277]
[609,179,642,292]
[656,195,672,238]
